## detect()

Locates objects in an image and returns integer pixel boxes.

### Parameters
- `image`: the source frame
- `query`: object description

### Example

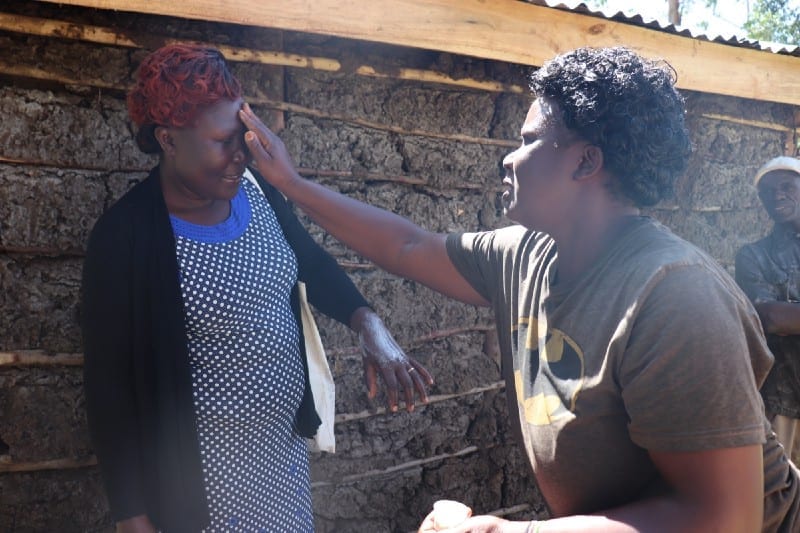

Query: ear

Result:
[573,144,604,181]
[154,126,176,156]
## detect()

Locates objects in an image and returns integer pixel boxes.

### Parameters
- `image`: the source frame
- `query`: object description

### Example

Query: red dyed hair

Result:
[127,44,242,153]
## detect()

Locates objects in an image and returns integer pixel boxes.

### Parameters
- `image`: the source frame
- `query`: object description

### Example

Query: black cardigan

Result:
[81,167,368,532]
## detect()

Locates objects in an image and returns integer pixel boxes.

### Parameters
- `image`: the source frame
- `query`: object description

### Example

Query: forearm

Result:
[524,494,752,533]
[755,301,800,335]
[242,106,486,306]
[280,173,431,279]
[349,305,376,332]
[532,503,689,533]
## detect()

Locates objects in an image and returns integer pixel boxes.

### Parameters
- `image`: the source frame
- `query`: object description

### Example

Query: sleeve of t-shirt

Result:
[445,226,530,305]
[620,264,768,452]
[445,231,499,303]
[735,244,781,303]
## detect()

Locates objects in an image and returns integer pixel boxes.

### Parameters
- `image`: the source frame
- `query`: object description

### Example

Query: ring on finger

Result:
[407,367,417,373]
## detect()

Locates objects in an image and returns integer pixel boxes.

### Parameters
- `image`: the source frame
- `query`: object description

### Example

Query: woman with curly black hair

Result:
[240,47,800,532]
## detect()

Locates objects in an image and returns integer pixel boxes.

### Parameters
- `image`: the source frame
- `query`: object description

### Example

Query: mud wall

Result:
[0,1,796,532]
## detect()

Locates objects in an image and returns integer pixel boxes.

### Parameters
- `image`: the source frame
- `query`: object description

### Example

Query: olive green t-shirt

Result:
[447,216,799,530]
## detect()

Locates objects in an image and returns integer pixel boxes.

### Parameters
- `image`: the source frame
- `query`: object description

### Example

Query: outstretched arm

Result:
[239,103,488,308]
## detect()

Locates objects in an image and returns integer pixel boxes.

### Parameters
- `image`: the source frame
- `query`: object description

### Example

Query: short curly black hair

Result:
[530,47,691,207]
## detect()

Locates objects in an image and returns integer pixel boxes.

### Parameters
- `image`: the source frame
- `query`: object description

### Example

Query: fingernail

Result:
[245,131,255,141]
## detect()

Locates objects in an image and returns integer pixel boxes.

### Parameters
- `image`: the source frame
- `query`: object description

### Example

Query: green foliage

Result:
[743,0,800,45]
[576,0,799,45]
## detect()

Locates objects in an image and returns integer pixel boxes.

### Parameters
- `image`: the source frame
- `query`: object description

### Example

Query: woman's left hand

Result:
[350,307,433,413]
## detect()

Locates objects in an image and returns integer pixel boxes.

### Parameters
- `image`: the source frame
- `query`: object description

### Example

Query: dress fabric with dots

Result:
[171,179,314,532]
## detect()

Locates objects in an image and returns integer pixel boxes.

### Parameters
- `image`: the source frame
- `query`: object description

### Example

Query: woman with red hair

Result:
[81,44,432,533]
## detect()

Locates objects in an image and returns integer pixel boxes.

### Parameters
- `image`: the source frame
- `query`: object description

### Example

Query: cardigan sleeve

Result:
[81,212,148,521]
[252,170,369,326]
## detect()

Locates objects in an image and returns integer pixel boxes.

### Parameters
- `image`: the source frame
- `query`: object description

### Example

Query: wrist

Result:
[349,305,378,333]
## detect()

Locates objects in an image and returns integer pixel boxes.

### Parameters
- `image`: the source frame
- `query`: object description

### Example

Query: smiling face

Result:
[501,98,584,232]
[758,169,800,229]
[159,97,248,208]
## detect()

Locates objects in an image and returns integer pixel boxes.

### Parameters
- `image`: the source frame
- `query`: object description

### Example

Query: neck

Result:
[551,205,641,285]
[159,163,229,225]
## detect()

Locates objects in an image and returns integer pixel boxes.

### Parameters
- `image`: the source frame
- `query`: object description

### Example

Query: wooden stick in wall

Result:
[0,12,523,94]
[0,457,98,473]
[266,100,518,148]
[310,445,482,487]
[0,63,518,152]
[0,326,495,366]
[333,382,506,423]
[0,385,504,473]
[699,113,794,133]
[1,59,790,143]
[0,351,84,367]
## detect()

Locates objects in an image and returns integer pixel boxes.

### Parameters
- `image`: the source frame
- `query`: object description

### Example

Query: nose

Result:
[233,137,248,164]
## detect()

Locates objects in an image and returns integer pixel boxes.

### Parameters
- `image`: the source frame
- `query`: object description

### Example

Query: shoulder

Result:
[447,225,544,257]
[736,233,773,260]
[614,219,751,308]
[611,219,707,283]
[87,170,161,248]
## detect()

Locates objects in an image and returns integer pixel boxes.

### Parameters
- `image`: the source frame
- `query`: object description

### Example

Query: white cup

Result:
[432,499,472,530]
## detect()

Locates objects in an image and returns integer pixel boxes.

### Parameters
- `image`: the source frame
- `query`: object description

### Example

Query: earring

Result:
[553,141,559,149]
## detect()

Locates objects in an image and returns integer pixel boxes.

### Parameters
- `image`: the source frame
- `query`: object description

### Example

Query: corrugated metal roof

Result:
[527,0,800,56]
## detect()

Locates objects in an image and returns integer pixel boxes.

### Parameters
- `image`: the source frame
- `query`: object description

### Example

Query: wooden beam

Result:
[33,0,800,106]
[0,13,522,94]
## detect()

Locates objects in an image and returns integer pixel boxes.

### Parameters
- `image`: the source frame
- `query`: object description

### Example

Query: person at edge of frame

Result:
[239,46,800,532]
[736,156,800,467]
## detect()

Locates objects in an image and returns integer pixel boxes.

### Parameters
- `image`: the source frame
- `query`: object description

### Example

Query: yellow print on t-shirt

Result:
[513,315,585,426]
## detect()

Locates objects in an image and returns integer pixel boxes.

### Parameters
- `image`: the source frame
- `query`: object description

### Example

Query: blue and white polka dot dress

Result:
[171,180,314,532]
